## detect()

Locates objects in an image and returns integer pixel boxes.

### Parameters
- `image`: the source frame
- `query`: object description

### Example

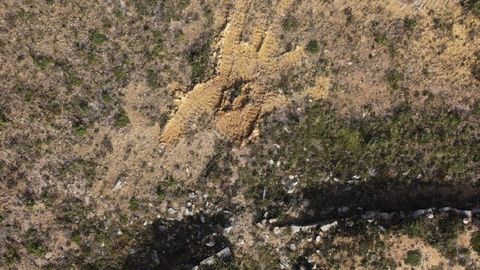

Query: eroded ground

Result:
[1,0,480,269]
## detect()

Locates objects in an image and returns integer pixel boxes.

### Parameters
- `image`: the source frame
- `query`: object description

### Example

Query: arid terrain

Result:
[1,0,480,269]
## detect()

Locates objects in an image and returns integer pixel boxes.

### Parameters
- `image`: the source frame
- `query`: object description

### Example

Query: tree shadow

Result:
[123,212,232,270]
[286,177,480,226]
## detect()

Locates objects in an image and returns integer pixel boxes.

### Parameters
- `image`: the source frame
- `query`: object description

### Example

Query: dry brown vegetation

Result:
[1,0,480,269]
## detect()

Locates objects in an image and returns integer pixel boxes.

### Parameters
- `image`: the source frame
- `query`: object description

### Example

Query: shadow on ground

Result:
[123,212,232,270]
[286,178,480,226]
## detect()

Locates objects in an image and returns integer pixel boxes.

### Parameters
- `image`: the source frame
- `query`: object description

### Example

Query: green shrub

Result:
[282,15,298,31]
[433,17,453,32]
[129,197,139,210]
[385,68,404,90]
[113,66,127,82]
[404,249,422,266]
[65,72,82,88]
[462,0,480,17]
[472,63,480,81]
[32,54,52,70]
[474,2,480,17]
[306,40,320,54]
[146,69,161,89]
[374,33,388,45]
[403,17,417,31]
[72,233,82,245]
[90,29,108,46]
[73,125,87,137]
[471,231,480,253]
[114,109,130,128]
[0,111,8,129]
[26,240,46,257]
[188,42,210,84]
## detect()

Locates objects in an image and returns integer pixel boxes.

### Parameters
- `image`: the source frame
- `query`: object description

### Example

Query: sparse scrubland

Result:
[1,0,480,269]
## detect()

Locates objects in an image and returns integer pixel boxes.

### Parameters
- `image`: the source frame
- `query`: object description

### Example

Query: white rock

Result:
[320,221,338,232]
[291,225,301,234]
[184,208,193,216]
[206,240,215,247]
[224,226,233,234]
[273,227,283,235]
